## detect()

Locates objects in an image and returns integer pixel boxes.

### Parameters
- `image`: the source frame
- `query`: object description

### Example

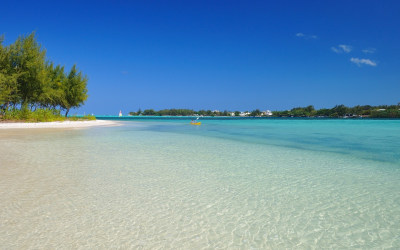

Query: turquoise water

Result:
[1,119,400,248]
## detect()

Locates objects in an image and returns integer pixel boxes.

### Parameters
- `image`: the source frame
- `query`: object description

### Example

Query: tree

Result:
[332,104,348,117]
[61,65,88,117]
[0,36,21,110]
[0,32,89,120]
[305,105,315,116]
[142,109,155,115]
[250,109,261,116]
[38,63,66,109]
[9,32,47,107]
[315,108,331,117]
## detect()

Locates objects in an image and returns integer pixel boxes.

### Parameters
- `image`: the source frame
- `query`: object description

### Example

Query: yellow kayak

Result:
[190,121,201,125]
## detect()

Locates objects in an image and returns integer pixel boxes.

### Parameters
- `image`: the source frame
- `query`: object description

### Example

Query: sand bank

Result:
[0,120,119,129]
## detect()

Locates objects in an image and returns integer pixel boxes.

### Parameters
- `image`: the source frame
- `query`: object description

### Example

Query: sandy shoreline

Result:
[0,120,120,129]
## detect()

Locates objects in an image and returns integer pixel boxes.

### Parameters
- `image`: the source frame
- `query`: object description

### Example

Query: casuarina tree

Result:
[61,64,88,117]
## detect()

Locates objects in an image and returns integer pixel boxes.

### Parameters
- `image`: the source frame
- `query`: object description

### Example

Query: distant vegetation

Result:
[0,32,89,122]
[68,114,96,121]
[129,104,400,118]
[273,104,400,118]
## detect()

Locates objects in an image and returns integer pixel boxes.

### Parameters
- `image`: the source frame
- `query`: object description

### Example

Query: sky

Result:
[1,0,399,115]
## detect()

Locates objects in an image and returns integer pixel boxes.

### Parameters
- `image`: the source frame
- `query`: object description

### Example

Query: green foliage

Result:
[273,104,400,118]
[0,36,20,107]
[250,109,261,116]
[66,114,96,121]
[19,103,31,120]
[2,107,65,122]
[130,108,197,116]
[331,105,348,117]
[128,105,400,118]
[68,115,80,121]
[9,32,47,105]
[158,109,195,116]
[315,108,331,117]
[272,110,290,117]
[129,108,143,116]
[39,63,66,109]
[2,108,21,120]
[61,64,88,117]
[82,114,96,120]
[370,109,400,118]
[30,108,65,122]
[0,32,88,120]
[142,109,156,115]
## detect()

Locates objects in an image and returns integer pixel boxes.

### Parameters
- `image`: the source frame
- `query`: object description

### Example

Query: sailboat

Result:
[119,110,122,117]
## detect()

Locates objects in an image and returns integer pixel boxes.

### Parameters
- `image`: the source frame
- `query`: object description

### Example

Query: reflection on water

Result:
[1,120,400,248]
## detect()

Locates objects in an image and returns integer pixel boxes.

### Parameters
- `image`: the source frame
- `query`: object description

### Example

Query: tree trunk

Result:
[65,108,70,117]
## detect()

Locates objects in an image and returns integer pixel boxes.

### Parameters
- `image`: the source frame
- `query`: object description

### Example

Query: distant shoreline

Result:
[125,104,400,118]
[95,116,400,120]
[0,120,120,129]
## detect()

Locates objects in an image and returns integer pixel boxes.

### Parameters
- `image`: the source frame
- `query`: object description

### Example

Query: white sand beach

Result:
[0,120,119,129]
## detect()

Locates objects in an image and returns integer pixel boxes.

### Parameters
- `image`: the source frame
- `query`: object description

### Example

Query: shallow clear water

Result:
[1,119,400,248]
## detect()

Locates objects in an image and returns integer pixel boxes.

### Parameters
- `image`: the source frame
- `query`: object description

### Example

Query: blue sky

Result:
[1,0,399,115]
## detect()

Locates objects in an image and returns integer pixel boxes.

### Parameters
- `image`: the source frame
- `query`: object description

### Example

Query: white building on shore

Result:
[262,110,273,116]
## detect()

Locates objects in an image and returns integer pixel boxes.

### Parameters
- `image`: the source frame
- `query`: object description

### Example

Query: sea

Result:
[1,118,399,249]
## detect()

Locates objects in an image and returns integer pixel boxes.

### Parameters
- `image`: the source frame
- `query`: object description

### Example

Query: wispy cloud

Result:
[331,47,341,53]
[362,48,376,54]
[296,32,318,39]
[339,45,352,53]
[121,71,129,75]
[331,44,352,53]
[350,57,377,67]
